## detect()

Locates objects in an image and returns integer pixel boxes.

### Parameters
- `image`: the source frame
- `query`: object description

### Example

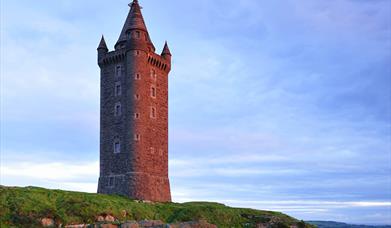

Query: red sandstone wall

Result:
[132,50,171,202]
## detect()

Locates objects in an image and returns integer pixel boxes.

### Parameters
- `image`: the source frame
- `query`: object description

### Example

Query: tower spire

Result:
[115,0,155,51]
[128,0,139,8]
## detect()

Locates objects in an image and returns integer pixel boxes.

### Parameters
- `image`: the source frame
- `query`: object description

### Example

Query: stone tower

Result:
[97,0,172,202]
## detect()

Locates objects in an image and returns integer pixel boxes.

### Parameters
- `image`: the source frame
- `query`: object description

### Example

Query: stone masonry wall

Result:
[98,46,171,202]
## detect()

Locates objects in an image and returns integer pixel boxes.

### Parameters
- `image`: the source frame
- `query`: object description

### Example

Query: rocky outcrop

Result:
[168,220,217,228]
[41,216,304,228]
[41,218,55,227]
[42,220,217,228]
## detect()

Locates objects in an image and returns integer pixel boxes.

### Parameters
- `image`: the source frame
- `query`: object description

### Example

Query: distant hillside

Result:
[307,221,391,228]
[0,186,315,227]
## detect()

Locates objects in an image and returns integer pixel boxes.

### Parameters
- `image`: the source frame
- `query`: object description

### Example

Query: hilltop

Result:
[0,186,314,227]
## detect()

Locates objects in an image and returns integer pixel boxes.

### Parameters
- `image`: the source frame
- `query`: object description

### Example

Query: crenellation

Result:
[147,52,170,72]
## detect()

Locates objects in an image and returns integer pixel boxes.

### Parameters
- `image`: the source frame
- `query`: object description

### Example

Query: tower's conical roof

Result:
[161,41,172,56]
[97,35,108,50]
[115,0,154,50]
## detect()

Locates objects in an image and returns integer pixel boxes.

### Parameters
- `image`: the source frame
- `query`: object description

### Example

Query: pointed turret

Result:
[97,35,108,51]
[161,41,171,56]
[161,41,172,65]
[115,0,155,51]
[97,35,108,64]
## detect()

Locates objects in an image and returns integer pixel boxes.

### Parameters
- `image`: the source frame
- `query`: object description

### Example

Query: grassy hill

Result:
[0,186,314,227]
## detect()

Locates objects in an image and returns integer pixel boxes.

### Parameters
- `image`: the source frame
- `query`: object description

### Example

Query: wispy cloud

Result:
[2,161,98,181]
[1,159,99,193]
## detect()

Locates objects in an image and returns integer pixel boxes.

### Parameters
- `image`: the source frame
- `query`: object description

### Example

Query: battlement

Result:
[147,52,170,72]
[99,50,126,65]
[99,50,170,72]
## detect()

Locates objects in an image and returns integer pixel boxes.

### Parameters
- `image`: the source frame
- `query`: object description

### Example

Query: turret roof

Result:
[97,35,108,50]
[116,0,151,46]
[161,41,171,56]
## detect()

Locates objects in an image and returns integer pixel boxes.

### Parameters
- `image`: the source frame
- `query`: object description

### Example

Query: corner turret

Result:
[97,35,108,64]
[161,41,171,57]
[161,41,171,65]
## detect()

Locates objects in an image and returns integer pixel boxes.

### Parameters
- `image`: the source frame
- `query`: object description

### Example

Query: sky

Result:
[1,0,390,225]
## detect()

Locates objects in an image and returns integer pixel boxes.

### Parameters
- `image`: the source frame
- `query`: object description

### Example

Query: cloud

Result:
[2,161,98,181]
[0,159,99,193]
[171,186,391,216]
[223,200,391,208]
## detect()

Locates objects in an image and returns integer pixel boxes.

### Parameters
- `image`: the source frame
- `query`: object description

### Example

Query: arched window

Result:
[115,65,122,77]
[115,82,122,96]
[151,69,156,80]
[114,102,122,116]
[151,86,156,98]
[150,106,156,118]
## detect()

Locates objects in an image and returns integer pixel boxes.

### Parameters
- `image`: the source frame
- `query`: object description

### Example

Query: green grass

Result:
[0,186,315,227]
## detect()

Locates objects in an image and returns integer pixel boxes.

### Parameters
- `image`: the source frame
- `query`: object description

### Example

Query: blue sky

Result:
[1,0,390,225]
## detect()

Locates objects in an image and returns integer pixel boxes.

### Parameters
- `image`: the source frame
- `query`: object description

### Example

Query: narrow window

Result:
[151,86,156,98]
[127,31,131,39]
[116,65,122,77]
[135,73,141,80]
[115,82,122,96]
[115,103,122,116]
[134,134,140,141]
[136,50,140,56]
[108,177,114,187]
[134,113,140,119]
[113,138,120,154]
[150,69,156,80]
[150,107,156,118]
[136,31,141,38]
